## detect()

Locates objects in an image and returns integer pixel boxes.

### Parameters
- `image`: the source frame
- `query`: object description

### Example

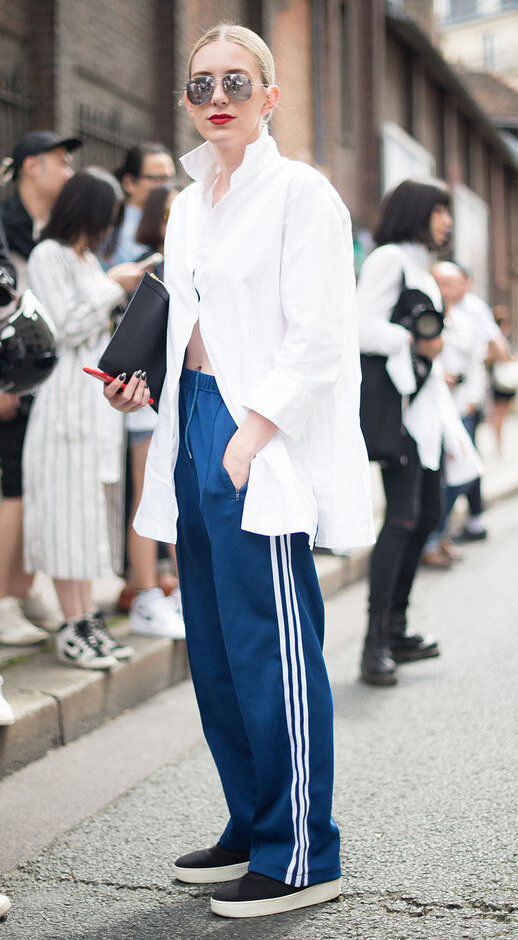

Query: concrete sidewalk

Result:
[1,415,517,780]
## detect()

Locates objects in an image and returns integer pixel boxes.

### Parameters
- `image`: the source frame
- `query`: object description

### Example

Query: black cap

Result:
[10,131,82,179]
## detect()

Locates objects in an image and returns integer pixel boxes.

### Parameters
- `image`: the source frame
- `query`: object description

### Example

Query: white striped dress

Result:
[23,239,126,579]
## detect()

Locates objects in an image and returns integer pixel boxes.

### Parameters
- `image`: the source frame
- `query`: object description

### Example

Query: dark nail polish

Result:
[141,371,147,381]
[118,373,126,381]
[134,370,142,378]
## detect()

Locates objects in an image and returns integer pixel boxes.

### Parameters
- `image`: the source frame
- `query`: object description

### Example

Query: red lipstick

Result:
[209,114,235,125]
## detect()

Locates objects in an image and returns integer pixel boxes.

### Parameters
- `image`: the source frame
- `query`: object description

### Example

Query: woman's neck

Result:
[72,235,89,257]
[212,125,262,192]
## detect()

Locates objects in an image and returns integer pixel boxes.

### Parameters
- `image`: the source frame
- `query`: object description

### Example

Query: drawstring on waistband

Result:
[184,369,201,459]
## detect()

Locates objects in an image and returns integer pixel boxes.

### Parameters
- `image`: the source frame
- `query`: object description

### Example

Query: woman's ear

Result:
[262,84,281,119]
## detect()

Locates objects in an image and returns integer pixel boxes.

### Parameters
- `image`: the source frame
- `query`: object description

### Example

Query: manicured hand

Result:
[103,370,151,413]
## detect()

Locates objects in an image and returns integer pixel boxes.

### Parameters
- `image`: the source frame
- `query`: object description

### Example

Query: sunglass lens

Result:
[223,73,253,102]
[186,77,214,105]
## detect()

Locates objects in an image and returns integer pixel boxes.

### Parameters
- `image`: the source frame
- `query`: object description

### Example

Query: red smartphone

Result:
[83,367,154,406]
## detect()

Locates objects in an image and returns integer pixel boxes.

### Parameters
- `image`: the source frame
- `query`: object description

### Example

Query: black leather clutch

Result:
[98,272,169,413]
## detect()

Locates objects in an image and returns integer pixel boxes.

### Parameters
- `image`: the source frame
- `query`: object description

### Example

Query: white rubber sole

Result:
[210,877,342,918]
[0,895,11,918]
[173,861,250,884]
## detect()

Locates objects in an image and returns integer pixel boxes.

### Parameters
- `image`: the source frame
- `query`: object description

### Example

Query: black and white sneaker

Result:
[89,610,134,661]
[56,618,117,670]
[210,871,342,918]
[173,843,250,884]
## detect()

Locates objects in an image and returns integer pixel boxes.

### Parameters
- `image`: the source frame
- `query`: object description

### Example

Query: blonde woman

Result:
[105,24,373,919]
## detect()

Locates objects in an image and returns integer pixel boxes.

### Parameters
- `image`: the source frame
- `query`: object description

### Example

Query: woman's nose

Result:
[211,78,229,106]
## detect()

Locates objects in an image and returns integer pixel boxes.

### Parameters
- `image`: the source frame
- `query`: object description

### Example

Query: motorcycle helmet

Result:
[0,288,58,394]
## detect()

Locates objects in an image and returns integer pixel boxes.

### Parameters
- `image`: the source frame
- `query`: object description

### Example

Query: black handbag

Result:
[359,353,405,464]
[98,271,169,413]
[359,268,444,463]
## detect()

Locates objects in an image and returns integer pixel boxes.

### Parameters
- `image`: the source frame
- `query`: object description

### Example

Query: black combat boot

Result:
[389,611,440,663]
[360,613,397,686]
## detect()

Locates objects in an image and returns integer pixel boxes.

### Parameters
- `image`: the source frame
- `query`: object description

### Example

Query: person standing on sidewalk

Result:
[0,131,82,644]
[104,23,373,919]
[0,223,18,729]
[454,268,511,541]
[421,262,484,566]
[106,142,176,266]
[357,180,480,687]
[24,168,150,670]
[121,184,185,640]
[105,148,183,638]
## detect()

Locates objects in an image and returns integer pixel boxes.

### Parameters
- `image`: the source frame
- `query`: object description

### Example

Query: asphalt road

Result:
[2,495,517,939]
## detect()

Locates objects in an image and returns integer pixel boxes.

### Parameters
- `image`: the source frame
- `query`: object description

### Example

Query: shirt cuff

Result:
[243,369,314,441]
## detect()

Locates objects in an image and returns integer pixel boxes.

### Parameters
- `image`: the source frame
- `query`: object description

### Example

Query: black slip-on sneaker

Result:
[173,843,250,883]
[210,871,342,918]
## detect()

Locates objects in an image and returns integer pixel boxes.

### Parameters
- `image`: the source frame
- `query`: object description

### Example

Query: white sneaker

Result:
[89,610,134,661]
[130,588,186,640]
[56,618,117,670]
[0,596,48,646]
[0,676,14,726]
[21,585,62,631]
[0,893,11,918]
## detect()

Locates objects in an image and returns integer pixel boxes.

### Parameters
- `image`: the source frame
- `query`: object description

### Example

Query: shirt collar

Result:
[180,126,279,195]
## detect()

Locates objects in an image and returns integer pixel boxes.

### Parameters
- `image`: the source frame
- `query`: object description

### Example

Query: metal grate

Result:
[75,102,148,173]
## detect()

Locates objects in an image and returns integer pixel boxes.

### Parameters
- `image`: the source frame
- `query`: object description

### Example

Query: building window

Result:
[482,31,496,69]
[339,1,352,138]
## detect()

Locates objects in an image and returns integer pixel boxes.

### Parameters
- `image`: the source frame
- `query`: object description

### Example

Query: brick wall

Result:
[55,0,158,171]
[0,1,32,157]
[270,0,313,164]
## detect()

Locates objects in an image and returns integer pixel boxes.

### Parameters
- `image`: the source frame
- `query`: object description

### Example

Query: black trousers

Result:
[0,397,32,498]
[369,433,442,618]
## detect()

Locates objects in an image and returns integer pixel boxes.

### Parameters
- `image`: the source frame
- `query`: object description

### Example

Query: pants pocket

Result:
[220,461,248,501]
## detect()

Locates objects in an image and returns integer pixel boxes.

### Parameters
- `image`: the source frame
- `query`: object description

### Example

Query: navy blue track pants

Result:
[174,368,341,887]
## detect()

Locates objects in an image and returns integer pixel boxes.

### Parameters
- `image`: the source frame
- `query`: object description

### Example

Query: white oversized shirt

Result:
[134,127,374,552]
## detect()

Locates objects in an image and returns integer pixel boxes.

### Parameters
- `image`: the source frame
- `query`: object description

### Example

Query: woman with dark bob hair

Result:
[23,168,152,670]
[357,178,480,687]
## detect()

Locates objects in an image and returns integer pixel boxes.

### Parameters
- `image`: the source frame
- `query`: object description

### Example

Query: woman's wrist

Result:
[232,411,278,461]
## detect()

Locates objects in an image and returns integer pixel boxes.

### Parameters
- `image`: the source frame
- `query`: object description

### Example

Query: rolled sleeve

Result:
[243,369,315,440]
[243,174,353,441]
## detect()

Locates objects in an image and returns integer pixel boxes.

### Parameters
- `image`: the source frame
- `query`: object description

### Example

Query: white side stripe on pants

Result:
[269,534,311,887]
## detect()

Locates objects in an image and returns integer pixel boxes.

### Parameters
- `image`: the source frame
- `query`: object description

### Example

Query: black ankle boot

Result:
[389,612,440,663]
[360,613,397,686]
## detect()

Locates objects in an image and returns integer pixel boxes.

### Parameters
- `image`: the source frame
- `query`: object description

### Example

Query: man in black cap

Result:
[0,131,81,644]
[1,131,82,284]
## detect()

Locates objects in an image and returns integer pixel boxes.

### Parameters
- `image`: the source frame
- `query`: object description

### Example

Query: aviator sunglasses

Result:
[185,72,268,106]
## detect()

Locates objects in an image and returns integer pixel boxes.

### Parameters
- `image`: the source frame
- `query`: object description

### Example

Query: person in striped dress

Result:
[23,168,152,669]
